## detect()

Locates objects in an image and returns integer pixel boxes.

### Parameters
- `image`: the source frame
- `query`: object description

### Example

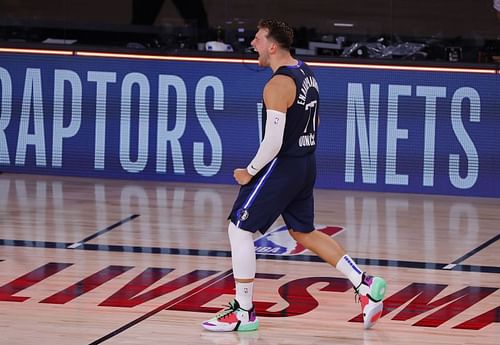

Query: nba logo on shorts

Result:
[237,208,249,222]
[254,225,344,255]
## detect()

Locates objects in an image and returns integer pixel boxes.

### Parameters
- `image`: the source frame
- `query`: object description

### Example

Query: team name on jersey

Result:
[297,75,319,106]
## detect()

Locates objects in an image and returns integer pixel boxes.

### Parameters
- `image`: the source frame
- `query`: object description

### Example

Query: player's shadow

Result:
[200,330,266,345]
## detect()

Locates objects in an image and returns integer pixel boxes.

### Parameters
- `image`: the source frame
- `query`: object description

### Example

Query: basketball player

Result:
[202,19,386,332]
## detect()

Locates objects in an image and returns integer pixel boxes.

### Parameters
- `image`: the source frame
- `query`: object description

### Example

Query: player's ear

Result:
[269,41,278,53]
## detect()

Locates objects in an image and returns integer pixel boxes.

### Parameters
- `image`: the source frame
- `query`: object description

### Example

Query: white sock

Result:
[235,281,254,310]
[336,254,363,287]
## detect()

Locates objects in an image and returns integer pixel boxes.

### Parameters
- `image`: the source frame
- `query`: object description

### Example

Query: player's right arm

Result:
[238,76,295,180]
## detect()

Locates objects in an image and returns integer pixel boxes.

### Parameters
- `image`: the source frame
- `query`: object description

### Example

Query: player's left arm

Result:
[233,75,295,185]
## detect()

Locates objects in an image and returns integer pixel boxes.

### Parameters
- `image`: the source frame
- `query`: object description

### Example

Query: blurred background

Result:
[0,0,499,64]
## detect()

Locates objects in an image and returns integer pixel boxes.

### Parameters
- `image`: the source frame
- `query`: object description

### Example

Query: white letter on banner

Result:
[52,70,82,167]
[416,86,447,187]
[385,85,411,185]
[345,83,379,183]
[0,67,12,164]
[156,75,186,174]
[194,76,223,176]
[256,102,263,142]
[88,71,117,170]
[16,68,46,167]
[449,87,480,189]
[120,73,150,173]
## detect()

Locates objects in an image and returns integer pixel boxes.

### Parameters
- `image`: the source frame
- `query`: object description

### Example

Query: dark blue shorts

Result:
[229,154,316,234]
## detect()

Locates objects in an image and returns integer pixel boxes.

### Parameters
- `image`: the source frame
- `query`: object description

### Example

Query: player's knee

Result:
[288,228,312,243]
[228,222,254,244]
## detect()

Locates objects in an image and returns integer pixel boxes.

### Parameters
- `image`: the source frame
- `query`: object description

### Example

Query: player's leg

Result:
[228,222,256,311]
[288,229,386,329]
[202,160,289,332]
[283,154,386,330]
[202,222,259,332]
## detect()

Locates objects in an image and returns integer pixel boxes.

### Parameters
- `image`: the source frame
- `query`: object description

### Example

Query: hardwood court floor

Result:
[0,173,498,344]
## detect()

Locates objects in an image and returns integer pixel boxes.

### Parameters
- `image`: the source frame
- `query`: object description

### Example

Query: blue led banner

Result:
[0,53,498,197]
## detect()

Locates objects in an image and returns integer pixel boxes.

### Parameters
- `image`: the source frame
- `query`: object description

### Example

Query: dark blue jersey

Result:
[262,60,320,157]
[230,61,319,233]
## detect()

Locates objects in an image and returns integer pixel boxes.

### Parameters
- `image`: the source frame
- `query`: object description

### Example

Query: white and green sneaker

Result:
[202,300,259,332]
[354,273,387,329]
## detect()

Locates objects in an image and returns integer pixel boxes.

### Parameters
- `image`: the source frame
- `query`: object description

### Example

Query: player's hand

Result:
[234,168,253,185]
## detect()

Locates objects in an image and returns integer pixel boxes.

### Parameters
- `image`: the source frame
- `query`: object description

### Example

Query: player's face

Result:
[251,28,273,67]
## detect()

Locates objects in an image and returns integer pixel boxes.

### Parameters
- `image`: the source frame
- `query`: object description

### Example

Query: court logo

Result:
[254,224,344,255]
[0,261,497,330]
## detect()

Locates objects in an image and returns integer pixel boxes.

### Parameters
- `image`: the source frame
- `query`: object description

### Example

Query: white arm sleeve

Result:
[246,109,286,176]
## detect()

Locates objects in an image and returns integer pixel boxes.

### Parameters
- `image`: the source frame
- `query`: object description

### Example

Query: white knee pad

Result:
[228,222,256,279]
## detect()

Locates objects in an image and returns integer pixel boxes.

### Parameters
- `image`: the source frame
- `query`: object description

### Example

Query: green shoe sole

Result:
[237,320,259,331]
[370,277,387,302]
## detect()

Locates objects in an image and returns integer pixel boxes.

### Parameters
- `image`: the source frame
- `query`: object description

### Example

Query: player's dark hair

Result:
[257,19,294,50]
